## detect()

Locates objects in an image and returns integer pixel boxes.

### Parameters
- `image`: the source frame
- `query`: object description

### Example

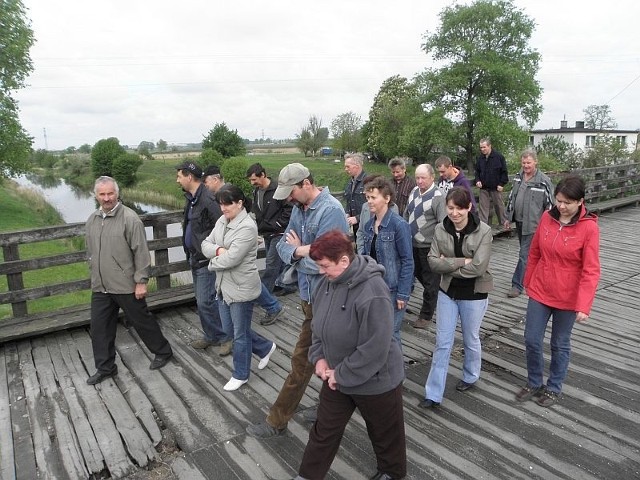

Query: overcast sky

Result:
[15,0,640,151]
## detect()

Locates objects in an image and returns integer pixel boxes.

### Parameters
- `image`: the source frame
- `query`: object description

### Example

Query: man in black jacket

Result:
[247,163,294,298]
[176,161,232,353]
[474,137,510,228]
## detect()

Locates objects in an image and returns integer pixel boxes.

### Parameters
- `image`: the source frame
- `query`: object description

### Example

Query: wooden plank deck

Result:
[1,208,639,480]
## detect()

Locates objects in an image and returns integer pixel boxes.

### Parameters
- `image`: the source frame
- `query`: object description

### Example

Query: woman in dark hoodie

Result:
[293,230,406,480]
[419,187,494,409]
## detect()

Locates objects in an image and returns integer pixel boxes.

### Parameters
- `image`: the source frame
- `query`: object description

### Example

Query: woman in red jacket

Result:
[516,175,600,407]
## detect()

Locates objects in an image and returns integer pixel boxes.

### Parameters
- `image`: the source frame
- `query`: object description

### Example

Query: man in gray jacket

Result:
[85,176,172,385]
[505,149,554,297]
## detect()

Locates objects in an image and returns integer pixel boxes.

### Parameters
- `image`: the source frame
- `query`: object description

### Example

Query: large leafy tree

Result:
[417,0,542,171]
[91,137,126,177]
[583,104,617,130]
[202,123,246,158]
[0,0,35,177]
[366,76,454,163]
[330,111,363,154]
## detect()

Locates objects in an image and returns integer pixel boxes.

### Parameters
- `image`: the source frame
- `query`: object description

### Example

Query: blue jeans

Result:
[218,298,274,381]
[425,291,488,402]
[524,298,576,394]
[391,290,407,349]
[256,283,281,315]
[261,235,285,293]
[192,266,231,343]
[511,222,533,292]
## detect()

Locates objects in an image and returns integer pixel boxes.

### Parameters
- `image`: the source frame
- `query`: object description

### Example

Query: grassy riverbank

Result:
[0,180,90,319]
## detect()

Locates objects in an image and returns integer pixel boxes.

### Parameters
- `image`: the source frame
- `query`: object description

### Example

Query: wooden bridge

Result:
[1,164,639,479]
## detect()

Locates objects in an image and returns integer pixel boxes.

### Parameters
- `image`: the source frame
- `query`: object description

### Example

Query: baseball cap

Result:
[202,165,221,178]
[175,161,203,179]
[273,163,310,200]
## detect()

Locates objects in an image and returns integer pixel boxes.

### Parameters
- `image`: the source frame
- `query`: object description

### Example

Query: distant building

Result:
[530,120,639,153]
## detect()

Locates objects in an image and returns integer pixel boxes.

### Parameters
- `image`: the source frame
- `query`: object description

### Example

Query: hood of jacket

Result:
[442,211,481,236]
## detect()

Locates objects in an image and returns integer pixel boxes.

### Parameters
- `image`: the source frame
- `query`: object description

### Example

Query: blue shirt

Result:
[276,188,349,302]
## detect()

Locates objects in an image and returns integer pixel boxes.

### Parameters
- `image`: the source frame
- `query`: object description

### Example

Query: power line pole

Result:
[43,128,48,150]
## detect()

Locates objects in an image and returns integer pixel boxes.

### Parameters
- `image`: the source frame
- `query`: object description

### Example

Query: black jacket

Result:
[474,149,509,190]
[251,179,292,237]
[182,183,222,267]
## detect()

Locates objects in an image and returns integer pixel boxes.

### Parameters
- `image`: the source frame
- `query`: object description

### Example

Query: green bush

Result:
[91,137,125,177]
[221,157,251,196]
[199,148,224,168]
[112,152,143,187]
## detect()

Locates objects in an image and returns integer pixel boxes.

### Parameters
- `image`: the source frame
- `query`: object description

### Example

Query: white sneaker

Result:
[223,377,248,391]
[258,342,277,370]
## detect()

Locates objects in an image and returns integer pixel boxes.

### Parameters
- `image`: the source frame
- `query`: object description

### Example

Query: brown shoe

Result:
[218,341,233,357]
[507,287,522,298]
[190,338,214,349]
[413,318,430,329]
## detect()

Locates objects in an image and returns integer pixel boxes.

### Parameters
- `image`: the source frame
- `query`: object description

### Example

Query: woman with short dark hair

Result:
[419,186,494,409]
[202,185,276,391]
[516,174,600,407]
[293,229,406,480]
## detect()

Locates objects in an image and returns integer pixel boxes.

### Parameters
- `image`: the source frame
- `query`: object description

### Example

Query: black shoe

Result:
[150,352,173,370]
[369,471,395,480]
[418,398,440,409]
[87,368,117,385]
[456,380,475,392]
[260,307,283,326]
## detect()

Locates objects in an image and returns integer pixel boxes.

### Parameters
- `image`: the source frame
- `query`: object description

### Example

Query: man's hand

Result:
[497,185,504,192]
[346,216,358,226]
[476,181,483,188]
[315,359,330,380]
[286,230,310,258]
[134,283,147,300]
[576,311,589,323]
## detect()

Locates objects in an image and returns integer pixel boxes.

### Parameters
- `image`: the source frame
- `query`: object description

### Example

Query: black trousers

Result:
[90,292,172,373]
[413,246,441,321]
[299,382,406,480]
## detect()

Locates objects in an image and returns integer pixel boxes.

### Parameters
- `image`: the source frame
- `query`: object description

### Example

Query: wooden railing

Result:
[2,163,640,342]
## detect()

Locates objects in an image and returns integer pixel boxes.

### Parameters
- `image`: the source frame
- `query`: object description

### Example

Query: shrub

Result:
[221,157,251,197]
[112,153,143,187]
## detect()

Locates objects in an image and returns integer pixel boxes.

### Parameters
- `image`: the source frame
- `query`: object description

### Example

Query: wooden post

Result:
[2,244,27,317]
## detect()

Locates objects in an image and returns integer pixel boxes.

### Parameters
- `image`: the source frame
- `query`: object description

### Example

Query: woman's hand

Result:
[315,359,330,379]
[396,299,406,310]
[326,369,337,390]
[576,311,589,323]
[464,258,472,265]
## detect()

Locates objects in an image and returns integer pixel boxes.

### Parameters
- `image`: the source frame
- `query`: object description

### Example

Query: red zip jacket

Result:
[524,204,600,315]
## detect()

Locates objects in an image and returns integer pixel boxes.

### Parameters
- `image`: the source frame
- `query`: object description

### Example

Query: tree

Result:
[583,105,617,130]
[330,111,363,154]
[295,115,328,157]
[78,143,92,154]
[295,127,313,157]
[0,0,35,177]
[156,139,168,151]
[202,123,246,158]
[418,0,542,171]
[137,141,155,160]
[91,137,126,177]
[112,152,143,187]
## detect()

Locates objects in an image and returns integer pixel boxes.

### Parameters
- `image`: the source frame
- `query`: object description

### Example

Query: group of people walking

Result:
[83,140,600,480]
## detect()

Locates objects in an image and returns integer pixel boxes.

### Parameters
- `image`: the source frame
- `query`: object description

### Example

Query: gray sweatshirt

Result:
[309,255,404,395]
